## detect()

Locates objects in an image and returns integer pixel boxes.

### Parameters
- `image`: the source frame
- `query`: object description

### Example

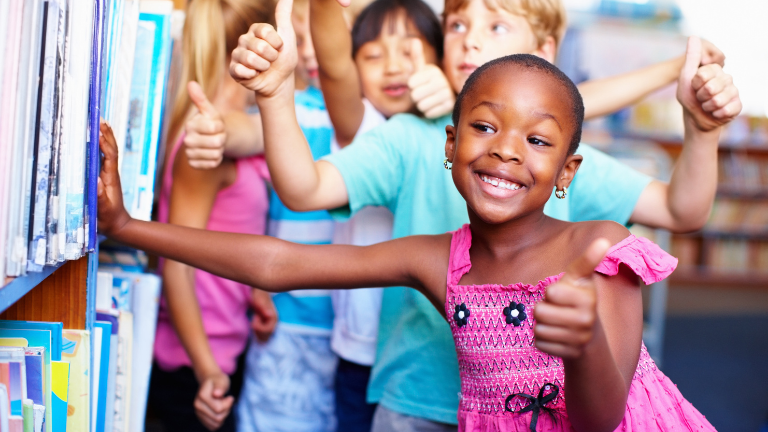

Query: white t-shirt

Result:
[330,99,392,366]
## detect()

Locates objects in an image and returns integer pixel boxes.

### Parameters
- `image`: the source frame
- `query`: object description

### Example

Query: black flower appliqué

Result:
[454,303,470,327]
[503,301,527,326]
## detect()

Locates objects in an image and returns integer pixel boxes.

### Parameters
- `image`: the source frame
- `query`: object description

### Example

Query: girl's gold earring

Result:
[555,186,567,199]
[444,159,452,170]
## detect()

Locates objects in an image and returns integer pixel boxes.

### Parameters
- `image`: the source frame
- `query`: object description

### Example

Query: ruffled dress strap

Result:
[595,234,678,284]
[447,224,473,287]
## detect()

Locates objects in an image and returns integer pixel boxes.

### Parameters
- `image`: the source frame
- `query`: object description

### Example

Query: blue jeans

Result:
[335,358,377,432]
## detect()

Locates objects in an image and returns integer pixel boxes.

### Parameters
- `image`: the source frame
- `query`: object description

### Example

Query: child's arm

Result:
[535,227,643,432]
[578,39,724,120]
[97,121,448,304]
[310,0,366,147]
[183,81,265,169]
[162,142,236,429]
[628,37,741,232]
[229,0,351,211]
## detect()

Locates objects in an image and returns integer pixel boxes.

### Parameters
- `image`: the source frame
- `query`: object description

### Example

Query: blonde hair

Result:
[443,0,566,51]
[168,0,276,143]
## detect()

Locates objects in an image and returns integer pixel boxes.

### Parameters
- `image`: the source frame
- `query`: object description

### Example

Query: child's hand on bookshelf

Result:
[184,81,226,170]
[229,0,297,100]
[97,121,132,237]
[194,371,234,431]
[677,36,742,132]
[534,238,611,359]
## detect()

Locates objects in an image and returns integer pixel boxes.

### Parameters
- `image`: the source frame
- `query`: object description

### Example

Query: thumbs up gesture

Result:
[677,36,741,132]
[533,239,611,359]
[230,0,297,99]
[183,81,226,170]
[407,38,456,119]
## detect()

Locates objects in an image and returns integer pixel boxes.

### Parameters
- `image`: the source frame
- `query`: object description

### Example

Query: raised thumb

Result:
[410,38,426,72]
[275,0,295,40]
[563,238,611,284]
[187,81,217,118]
[679,36,702,92]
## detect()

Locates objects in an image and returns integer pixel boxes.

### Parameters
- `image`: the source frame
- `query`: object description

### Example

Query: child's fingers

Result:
[416,88,454,116]
[690,64,722,93]
[187,81,219,118]
[695,71,732,102]
[712,98,742,119]
[534,323,592,347]
[700,85,739,112]
[678,36,702,89]
[535,340,581,359]
[274,0,295,40]
[249,23,283,52]
[561,238,611,286]
[230,57,259,79]
[534,302,594,328]
[410,38,426,72]
[424,99,454,119]
[244,35,281,64]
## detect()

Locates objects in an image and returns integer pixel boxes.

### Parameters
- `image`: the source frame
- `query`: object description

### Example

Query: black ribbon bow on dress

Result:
[504,383,559,432]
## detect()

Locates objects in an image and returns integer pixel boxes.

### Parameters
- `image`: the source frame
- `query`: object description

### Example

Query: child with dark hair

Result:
[308,0,450,430]
[98,51,716,432]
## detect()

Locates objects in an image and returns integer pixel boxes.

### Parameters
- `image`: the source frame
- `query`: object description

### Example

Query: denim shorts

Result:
[237,325,338,432]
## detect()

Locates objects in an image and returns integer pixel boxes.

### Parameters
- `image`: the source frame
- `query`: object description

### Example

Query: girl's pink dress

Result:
[154,135,270,375]
[445,224,716,432]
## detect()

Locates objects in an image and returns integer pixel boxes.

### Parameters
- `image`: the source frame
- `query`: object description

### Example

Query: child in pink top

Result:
[98,48,726,431]
[147,1,275,431]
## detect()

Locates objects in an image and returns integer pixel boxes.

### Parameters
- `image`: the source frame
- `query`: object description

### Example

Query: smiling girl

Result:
[97,54,714,432]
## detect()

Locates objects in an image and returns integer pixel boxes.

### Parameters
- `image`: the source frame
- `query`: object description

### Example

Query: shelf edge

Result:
[0,262,66,313]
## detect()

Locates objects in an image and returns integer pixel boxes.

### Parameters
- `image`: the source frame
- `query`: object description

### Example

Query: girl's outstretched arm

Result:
[310,0,365,147]
[97,122,449,304]
[534,224,643,432]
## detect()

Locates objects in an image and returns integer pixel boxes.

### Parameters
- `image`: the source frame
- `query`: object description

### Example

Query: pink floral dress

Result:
[445,224,716,432]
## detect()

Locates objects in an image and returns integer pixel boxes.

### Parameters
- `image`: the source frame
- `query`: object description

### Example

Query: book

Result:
[0,347,28,417]
[0,0,25,281]
[94,314,117,432]
[49,362,68,432]
[0,385,8,432]
[0,330,51,432]
[86,0,107,252]
[27,0,64,271]
[92,321,112,432]
[61,330,88,432]
[33,404,44,432]
[113,312,132,432]
[98,270,160,432]
[21,399,32,432]
[22,348,44,410]
[61,0,95,260]
[8,0,44,276]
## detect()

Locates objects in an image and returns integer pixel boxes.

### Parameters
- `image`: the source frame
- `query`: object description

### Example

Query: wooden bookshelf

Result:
[0,256,91,329]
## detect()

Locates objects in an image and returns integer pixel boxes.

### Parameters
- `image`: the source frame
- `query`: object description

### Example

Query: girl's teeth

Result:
[481,174,521,190]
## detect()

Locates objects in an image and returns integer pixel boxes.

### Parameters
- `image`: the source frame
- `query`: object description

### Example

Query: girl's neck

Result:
[467,209,560,260]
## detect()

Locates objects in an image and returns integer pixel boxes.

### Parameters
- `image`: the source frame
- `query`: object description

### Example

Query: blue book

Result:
[0,321,62,362]
[23,348,44,407]
[86,0,107,252]
[93,321,112,432]
[96,313,118,432]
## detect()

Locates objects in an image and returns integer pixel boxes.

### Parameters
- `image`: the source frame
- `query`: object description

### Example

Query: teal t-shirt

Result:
[323,113,652,424]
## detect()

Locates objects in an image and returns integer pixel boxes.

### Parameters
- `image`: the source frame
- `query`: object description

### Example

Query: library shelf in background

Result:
[0,0,177,431]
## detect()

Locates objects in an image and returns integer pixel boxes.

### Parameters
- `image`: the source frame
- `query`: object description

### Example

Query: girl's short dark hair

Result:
[352,0,443,60]
[453,54,584,155]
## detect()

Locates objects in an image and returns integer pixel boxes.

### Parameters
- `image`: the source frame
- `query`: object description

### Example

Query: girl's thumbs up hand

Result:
[407,38,455,119]
[229,0,297,100]
[184,81,226,170]
[534,238,611,359]
[677,36,742,132]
